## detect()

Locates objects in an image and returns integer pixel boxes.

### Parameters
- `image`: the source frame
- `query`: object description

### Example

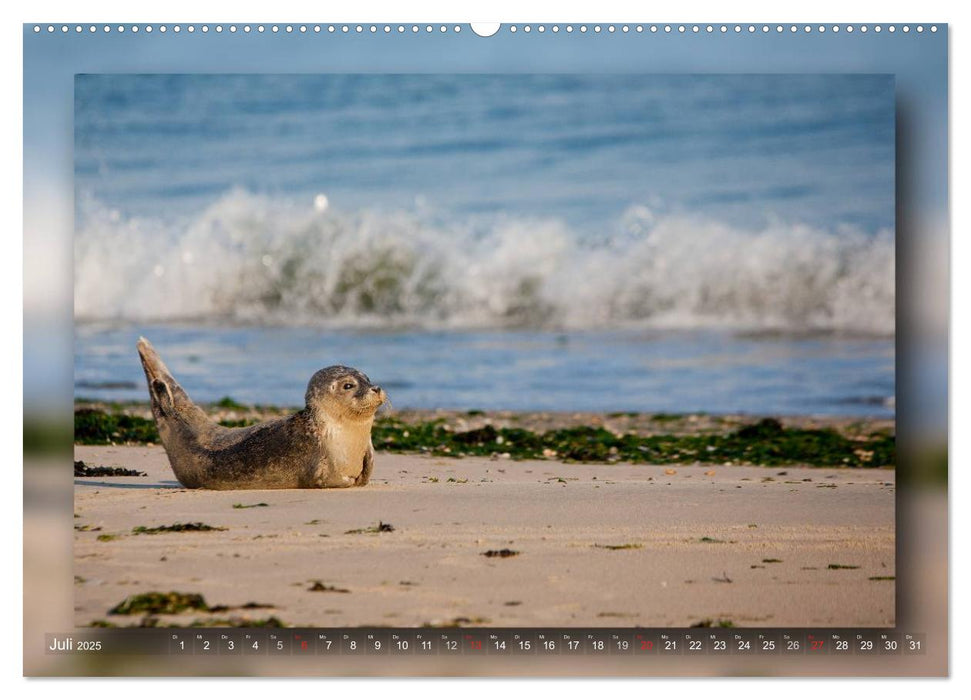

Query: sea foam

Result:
[74,189,894,334]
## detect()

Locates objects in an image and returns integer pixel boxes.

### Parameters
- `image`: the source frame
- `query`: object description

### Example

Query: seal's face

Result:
[305,365,386,421]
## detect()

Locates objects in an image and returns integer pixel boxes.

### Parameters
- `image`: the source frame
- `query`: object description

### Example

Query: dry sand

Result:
[73,445,895,629]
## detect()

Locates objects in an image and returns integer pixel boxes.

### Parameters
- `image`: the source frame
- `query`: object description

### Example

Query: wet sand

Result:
[73,445,895,629]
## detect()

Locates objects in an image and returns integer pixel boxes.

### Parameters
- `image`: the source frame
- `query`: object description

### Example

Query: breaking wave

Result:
[74,189,894,334]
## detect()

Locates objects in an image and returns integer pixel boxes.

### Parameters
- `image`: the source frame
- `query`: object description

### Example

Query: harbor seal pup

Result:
[135,337,386,490]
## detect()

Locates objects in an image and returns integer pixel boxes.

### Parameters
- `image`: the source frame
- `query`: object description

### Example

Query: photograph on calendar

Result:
[70,72,896,632]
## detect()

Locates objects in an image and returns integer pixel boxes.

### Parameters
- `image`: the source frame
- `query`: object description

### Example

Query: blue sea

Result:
[73,74,895,417]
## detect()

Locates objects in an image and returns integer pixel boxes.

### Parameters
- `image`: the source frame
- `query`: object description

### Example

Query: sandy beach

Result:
[73,445,895,629]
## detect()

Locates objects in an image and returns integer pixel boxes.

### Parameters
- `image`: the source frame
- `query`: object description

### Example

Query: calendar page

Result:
[22,19,948,678]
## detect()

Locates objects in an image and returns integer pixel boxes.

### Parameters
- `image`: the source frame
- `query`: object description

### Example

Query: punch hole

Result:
[469,22,502,37]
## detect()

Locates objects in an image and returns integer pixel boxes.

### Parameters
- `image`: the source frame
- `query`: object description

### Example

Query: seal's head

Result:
[305,365,386,421]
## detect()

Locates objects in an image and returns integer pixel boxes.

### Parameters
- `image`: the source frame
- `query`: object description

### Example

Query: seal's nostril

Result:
[372,386,382,393]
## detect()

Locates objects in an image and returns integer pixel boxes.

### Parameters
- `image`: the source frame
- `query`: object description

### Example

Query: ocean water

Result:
[75,324,894,417]
[73,74,895,416]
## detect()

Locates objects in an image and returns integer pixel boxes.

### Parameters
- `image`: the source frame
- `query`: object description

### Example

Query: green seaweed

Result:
[827,564,861,570]
[345,521,396,535]
[109,592,211,615]
[593,543,643,550]
[213,396,248,410]
[307,581,350,593]
[75,406,895,467]
[74,409,159,445]
[132,523,227,534]
[233,503,269,509]
[74,460,146,477]
[182,616,286,628]
[371,417,894,467]
[691,619,735,628]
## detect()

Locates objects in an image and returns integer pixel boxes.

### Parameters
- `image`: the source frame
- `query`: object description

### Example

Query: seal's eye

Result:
[342,382,355,391]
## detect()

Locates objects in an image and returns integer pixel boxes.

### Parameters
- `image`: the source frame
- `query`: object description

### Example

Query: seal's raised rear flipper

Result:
[136,337,209,426]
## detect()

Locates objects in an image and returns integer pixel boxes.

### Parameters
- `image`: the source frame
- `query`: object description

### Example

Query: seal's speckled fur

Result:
[136,337,386,490]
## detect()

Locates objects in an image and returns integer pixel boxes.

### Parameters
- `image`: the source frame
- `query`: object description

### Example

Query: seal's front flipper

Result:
[354,447,374,487]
